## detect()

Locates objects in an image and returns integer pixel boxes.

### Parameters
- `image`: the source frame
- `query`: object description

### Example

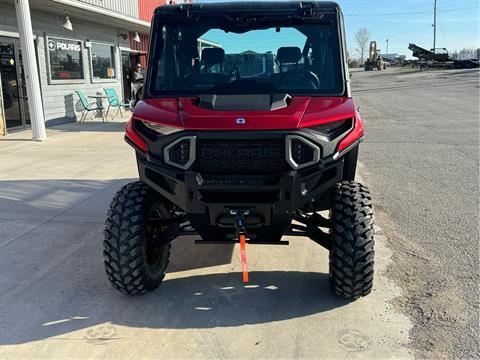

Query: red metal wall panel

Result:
[130,0,166,68]
[129,32,149,53]
[129,32,149,68]
[138,0,165,22]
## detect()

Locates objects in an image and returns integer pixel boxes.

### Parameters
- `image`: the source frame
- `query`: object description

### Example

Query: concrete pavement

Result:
[0,120,412,359]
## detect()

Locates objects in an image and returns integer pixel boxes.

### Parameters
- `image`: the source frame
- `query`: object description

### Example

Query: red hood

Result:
[133,96,356,130]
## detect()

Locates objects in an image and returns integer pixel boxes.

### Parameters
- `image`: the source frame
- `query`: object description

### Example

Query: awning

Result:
[29,0,151,34]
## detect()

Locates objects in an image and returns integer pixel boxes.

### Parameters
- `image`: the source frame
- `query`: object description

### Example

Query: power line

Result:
[344,6,478,17]
[438,23,449,49]
[344,5,478,40]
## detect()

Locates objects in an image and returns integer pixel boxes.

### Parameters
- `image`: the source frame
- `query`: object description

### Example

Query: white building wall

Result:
[76,0,139,18]
[0,3,131,125]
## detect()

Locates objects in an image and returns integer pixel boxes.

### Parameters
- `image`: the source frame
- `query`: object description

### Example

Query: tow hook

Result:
[231,209,250,283]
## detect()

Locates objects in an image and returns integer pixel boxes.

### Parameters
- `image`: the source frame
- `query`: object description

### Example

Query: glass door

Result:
[17,47,30,126]
[0,38,30,132]
[0,41,22,130]
[121,52,132,102]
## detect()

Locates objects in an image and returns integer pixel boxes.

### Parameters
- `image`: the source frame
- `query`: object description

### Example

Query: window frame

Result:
[45,34,85,85]
[89,41,118,83]
[145,14,347,98]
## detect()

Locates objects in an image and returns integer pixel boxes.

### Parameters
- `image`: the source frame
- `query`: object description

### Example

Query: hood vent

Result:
[197,94,291,111]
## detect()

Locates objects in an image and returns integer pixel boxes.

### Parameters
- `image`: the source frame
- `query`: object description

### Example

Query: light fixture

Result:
[62,13,73,31]
[133,31,141,43]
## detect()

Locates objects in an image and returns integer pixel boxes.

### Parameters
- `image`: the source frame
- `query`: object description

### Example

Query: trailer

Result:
[408,43,479,69]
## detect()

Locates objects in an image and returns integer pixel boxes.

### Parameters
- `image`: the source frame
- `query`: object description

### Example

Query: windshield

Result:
[148,14,343,96]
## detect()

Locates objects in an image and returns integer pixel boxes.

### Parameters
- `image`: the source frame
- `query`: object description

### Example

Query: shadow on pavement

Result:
[0,270,347,345]
[0,121,128,145]
[0,178,348,345]
[50,120,128,133]
[169,237,234,272]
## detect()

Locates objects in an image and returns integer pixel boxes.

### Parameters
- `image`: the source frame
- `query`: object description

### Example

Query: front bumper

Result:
[137,152,344,214]
[130,126,353,242]
[135,147,344,242]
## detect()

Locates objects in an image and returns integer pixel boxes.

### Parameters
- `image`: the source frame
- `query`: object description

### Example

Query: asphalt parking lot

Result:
[0,67,478,359]
[353,67,479,359]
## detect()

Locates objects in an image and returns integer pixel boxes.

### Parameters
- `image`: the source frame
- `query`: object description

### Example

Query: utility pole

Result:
[432,0,437,52]
[386,38,389,54]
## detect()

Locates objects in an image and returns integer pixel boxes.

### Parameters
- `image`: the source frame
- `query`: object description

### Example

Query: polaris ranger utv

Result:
[104,1,374,300]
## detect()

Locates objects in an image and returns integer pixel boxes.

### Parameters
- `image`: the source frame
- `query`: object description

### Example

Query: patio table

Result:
[87,95,111,122]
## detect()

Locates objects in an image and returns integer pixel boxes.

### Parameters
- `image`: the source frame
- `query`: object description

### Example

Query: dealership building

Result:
[0,0,174,138]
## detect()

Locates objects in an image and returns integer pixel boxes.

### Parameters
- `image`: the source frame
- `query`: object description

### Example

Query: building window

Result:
[90,43,116,80]
[47,37,84,80]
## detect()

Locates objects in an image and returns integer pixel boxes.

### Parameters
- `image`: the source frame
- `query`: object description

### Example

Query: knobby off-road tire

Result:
[329,181,374,300]
[103,181,172,295]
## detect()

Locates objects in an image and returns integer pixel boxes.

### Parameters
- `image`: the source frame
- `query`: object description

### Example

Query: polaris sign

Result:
[48,39,81,52]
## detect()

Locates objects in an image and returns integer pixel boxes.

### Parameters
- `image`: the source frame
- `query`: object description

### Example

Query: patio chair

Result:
[75,90,105,122]
[104,88,131,118]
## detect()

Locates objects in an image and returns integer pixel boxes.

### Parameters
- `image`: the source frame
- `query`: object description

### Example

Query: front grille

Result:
[194,139,288,174]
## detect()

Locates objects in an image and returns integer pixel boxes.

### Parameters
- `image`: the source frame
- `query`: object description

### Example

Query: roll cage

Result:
[144,1,350,99]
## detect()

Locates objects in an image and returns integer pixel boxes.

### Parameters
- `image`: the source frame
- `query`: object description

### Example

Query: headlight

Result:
[285,135,321,170]
[140,120,183,135]
[312,118,353,140]
[164,136,196,170]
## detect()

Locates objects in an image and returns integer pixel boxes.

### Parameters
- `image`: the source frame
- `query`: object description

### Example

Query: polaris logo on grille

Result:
[236,118,246,125]
[200,148,281,159]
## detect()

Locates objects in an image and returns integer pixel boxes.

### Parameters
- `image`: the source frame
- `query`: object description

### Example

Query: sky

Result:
[340,0,479,57]
[204,28,307,54]
[198,0,480,58]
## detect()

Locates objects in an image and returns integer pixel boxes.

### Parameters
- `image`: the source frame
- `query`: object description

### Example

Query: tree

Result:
[452,48,477,60]
[348,58,360,68]
[459,47,476,60]
[355,28,370,64]
[345,50,358,67]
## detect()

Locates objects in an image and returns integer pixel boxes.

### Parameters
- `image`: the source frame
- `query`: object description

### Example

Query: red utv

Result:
[104,1,374,300]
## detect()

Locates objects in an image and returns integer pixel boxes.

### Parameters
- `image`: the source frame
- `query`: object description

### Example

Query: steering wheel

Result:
[274,70,320,90]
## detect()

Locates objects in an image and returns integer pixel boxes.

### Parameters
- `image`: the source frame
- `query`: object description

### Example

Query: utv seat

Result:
[195,48,232,86]
[276,46,303,72]
[274,46,319,90]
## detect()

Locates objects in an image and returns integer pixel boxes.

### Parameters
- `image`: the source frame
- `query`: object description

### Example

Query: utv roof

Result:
[155,1,341,15]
